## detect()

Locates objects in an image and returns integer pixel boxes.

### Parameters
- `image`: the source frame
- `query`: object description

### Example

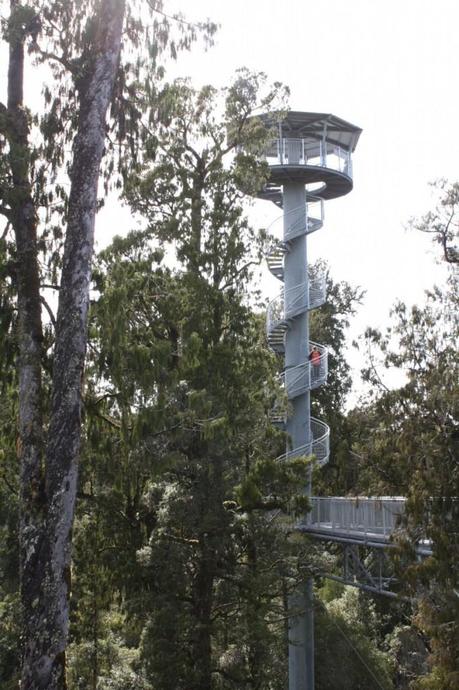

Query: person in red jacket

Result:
[309,346,321,382]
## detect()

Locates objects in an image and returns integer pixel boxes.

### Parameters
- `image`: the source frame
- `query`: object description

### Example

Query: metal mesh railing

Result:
[266,276,326,339]
[263,155,331,478]
[308,497,406,538]
[308,273,327,309]
[282,342,328,396]
[264,197,324,254]
[278,417,330,467]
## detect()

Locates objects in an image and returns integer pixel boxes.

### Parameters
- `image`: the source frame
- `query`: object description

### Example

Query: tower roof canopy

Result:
[261,111,362,152]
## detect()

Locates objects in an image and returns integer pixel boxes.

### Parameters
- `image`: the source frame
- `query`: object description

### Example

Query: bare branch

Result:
[40,295,56,328]
[1,219,12,238]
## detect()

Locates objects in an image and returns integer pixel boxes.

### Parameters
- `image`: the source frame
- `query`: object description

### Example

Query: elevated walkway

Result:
[300,496,405,543]
[298,497,432,556]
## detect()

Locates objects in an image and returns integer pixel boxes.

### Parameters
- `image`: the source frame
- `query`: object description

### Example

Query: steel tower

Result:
[254,112,361,689]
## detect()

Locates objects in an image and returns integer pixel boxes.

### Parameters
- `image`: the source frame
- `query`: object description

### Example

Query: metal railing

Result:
[282,342,328,396]
[266,292,285,336]
[278,417,330,467]
[264,138,353,177]
[308,274,327,310]
[265,197,324,281]
[307,497,406,538]
[266,274,326,339]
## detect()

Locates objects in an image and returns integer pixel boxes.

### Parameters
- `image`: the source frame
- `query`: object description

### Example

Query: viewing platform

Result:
[256,112,362,202]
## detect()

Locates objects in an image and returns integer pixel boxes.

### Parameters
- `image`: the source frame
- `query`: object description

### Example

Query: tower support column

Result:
[283,182,314,690]
[288,581,314,690]
[283,182,310,456]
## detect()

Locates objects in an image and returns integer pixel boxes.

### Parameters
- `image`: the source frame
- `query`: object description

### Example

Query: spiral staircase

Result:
[255,114,361,486]
[265,200,330,468]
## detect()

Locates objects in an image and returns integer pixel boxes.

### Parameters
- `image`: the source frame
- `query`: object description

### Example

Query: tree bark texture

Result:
[14,2,126,688]
[3,1,45,686]
[7,1,44,519]
[192,544,214,690]
[246,526,263,689]
[190,454,227,690]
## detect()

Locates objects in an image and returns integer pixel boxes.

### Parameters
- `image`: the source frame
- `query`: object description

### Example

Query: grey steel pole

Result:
[283,180,314,690]
[283,182,310,450]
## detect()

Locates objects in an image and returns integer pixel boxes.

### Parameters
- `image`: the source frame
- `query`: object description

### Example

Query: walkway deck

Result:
[297,497,432,555]
[300,496,405,544]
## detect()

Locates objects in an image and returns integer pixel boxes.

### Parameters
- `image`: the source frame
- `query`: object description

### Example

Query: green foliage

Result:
[67,610,153,690]
[0,0,218,293]
[0,4,218,686]
[0,593,21,690]
[79,73,335,690]
[315,605,393,690]
[385,625,429,689]
[315,586,394,690]
[308,260,364,494]
[349,234,458,685]
[0,340,20,689]
[408,179,459,265]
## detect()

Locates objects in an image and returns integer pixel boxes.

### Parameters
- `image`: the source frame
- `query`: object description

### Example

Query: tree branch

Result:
[32,47,75,73]
[40,295,56,328]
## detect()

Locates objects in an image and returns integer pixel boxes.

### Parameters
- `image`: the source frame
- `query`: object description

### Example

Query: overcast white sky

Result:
[2,0,457,400]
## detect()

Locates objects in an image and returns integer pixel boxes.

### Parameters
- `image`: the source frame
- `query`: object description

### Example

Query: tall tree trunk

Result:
[3,0,45,685]
[192,546,214,690]
[16,2,126,688]
[246,523,263,689]
[191,459,221,690]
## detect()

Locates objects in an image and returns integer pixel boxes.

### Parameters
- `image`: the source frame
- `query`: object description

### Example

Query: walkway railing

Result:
[305,497,406,539]
[265,197,325,242]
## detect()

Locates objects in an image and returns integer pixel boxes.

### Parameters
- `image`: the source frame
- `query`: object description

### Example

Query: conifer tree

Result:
[350,185,459,688]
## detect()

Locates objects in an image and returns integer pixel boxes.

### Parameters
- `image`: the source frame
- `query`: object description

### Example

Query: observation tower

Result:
[252,112,361,690]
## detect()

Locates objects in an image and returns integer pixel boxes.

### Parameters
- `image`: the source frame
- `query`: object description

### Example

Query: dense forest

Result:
[0,2,458,689]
